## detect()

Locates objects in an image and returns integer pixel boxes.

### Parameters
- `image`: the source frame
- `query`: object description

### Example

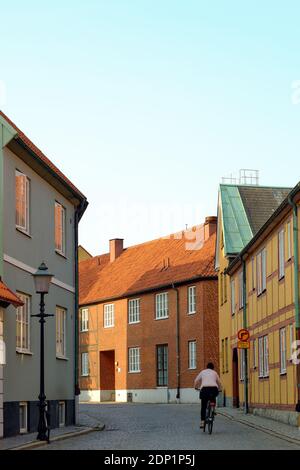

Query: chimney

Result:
[109,238,124,262]
[204,216,217,241]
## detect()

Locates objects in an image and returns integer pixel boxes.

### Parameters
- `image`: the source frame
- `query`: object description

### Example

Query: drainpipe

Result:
[172,283,180,402]
[74,199,88,423]
[241,257,249,414]
[288,194,300,413]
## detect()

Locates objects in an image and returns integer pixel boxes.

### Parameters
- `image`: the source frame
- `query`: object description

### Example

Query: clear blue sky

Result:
[1,1,300,255]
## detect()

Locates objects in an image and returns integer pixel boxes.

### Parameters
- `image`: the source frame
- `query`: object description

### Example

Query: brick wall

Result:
[79,279,219,398]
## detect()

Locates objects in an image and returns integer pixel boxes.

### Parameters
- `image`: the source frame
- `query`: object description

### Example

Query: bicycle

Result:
[203,399,216,434]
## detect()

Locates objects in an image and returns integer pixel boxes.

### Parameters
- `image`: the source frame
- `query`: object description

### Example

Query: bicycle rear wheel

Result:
[208,408,215,434]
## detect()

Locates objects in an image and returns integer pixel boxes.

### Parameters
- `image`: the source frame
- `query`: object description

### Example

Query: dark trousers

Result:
[200,386,219,421]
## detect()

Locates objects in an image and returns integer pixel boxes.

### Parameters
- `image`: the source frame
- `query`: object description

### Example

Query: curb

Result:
[218,411,300,446]
[7,424,105,451]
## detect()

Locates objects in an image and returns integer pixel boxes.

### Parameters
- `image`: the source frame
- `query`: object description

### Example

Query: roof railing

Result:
[221,169,259,186]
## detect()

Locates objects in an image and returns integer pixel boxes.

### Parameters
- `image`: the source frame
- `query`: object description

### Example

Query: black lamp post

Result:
[32,262,53,441]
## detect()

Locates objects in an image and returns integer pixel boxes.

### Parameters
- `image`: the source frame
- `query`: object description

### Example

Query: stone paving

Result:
[39,403,300,450]
[217,407,300,443]
[0,406,104,450]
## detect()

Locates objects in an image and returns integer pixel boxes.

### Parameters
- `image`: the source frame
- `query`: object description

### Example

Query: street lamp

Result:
[32,262,53,441]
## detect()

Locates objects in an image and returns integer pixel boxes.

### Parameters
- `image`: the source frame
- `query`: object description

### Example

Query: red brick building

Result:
[79,217,218,403]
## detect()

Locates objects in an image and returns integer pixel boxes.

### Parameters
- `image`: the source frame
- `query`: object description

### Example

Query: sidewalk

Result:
[0,408,105,450]
[218,407,300,445]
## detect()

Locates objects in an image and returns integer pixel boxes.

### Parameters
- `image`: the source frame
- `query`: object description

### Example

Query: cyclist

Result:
[194,362,222,429]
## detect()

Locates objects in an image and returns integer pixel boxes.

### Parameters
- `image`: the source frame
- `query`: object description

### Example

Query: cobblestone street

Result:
[40,403,300,450]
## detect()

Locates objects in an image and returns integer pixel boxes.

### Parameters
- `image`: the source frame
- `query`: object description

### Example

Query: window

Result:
[188,286,196,314]
[81,308,89,332]
[157,345,168,386]
[81,352,89,376]
[55,202,66,255]
[128,299,140,324]
[221,339,225,374]
[287,221,292,260]
[188,341,197,369]
[257,248,267,295]
[290,324,294,361]
[224,273,227,303]
[231,280,235,315]
[16,170,30,233]
[240,349,245,381]
[59,401,66,427]
[258,335,269,378]
[19,402,28,434]
[128,347,141,373]
[56,307,66,358]
[238,271,244,310]
[251,257,255,291]
[278,229,285,279]
[16,293,31,353]
[155,293,168,319]
[280,328,287,374]
[104,304,115,328]
[220,272,223,305]
[253,339,257,369]
[225,337,229,373]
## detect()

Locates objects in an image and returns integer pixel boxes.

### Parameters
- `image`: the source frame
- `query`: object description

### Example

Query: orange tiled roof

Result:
[0,111,85,200]
[0,281,23,307]
[79,229,217,305]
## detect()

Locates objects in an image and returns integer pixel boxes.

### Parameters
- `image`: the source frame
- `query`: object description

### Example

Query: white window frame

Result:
[188,286,196,314]
[81,352,89,376]
[56,307,67,358]
[253,338,257,369]
[59,401,66,427]
[257,248,267,296]
[221,339,225,374]
[225,337,228,372]
[81,308,89,332]
[188,340,197,369]
[238,271,244,310]
[289,324,294,362]
[278,228,285,280]
[104,304,115,328]
[19,402,28,434]
[287,221,292,260]
[258,335,269,378]
[155,292,168,320]
[128,299,140,324]
[16,293,31,353]
[128,347,141,373]
[263,335,269,377]
[231,279,235,315]
[55,201,66,256]
[240,349,245,381]
[251,256,255,291]
[280,327,287,374]
[15,170,30,234]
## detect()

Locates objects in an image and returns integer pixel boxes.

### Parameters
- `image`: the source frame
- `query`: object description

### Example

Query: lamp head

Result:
[33,262,53,294]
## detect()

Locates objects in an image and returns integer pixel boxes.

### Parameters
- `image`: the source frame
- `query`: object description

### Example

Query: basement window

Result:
[19,402,28,434]
[59,401,66,427]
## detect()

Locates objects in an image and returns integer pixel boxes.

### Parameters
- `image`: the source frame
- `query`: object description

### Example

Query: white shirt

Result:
[194,369,221,390]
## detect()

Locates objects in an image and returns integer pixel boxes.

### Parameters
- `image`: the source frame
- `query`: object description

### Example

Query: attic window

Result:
[161,258,170,271]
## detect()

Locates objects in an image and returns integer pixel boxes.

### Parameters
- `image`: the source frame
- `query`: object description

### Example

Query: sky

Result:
[1,1,300,255]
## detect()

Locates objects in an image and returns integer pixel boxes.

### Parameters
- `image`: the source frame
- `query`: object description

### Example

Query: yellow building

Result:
[216,182,300,425]
[78,245,93,262]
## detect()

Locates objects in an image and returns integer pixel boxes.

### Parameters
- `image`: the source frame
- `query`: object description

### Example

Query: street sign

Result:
[238,340,250,349]
[238,328,250,342]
